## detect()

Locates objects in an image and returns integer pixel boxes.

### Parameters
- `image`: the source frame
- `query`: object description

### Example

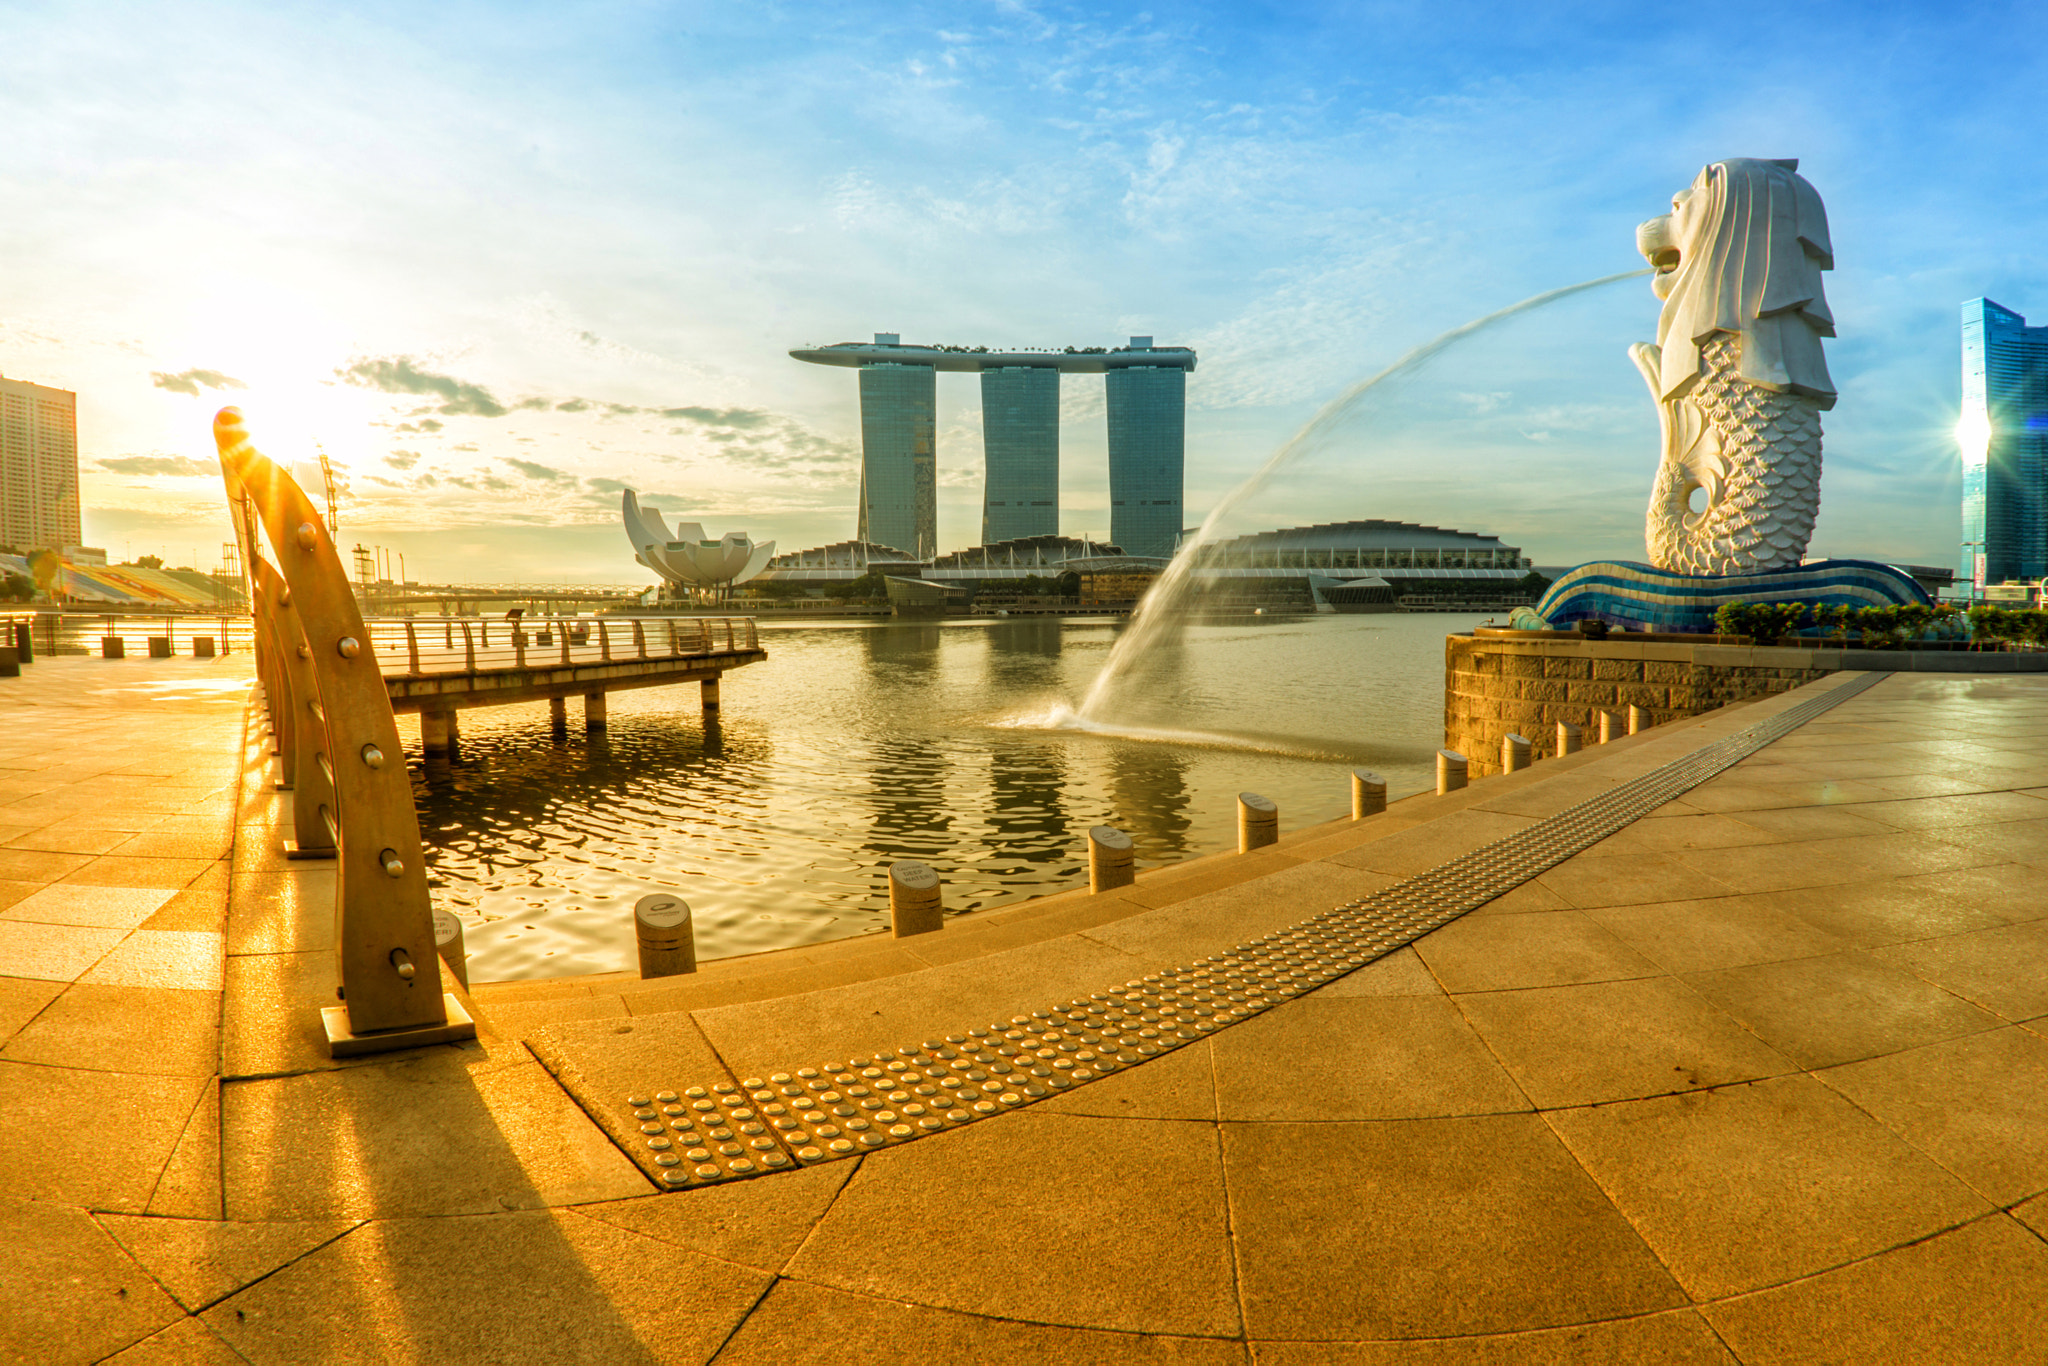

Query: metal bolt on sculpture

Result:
[214,408,475,1056]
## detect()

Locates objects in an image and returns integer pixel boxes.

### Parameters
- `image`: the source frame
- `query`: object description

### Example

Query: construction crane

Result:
[316,447,340,536]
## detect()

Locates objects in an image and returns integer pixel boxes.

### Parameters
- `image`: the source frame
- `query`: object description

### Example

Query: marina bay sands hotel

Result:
[789,334,1196,559]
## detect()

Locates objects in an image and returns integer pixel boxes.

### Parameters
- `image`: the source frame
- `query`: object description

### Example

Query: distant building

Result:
[791,334,1196,559]
[620,490,773,598]
[1105,351,1185,559]
[1960,299,2048,589]
[0,373,80,553]
[980,366,1059,545]
[1191,520,1537,608]
[856,360,937,560]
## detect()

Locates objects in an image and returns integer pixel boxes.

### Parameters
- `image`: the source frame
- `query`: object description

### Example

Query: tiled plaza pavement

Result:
[4,658,2047,1363]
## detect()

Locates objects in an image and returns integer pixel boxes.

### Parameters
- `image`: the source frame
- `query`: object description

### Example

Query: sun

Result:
[1955,409,1992,467]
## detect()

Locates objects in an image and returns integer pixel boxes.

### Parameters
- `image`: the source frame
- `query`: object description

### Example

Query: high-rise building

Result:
[856,354,937,559]
[980,366,1060,544]
[0,373,80,553]
[1104,339,1185,559]
[791,333,1196,558]
[1960,299,2048,589]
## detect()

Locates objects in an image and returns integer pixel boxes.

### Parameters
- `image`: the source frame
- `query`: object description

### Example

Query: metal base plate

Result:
[322,993,476,1058]
[282,840,336,860]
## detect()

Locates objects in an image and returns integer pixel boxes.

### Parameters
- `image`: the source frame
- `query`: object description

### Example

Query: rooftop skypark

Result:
[792,334,1195,558]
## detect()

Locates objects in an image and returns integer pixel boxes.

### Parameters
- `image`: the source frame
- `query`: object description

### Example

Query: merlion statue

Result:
[1631,157,1835,575]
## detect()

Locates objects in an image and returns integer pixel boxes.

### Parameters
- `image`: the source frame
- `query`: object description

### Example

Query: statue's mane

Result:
[1655,157,1837,410]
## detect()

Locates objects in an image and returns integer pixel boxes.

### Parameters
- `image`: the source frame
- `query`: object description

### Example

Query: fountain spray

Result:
[1075,268,1655,723]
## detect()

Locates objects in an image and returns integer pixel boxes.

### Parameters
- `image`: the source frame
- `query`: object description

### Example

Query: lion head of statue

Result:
[1636,157,1836,411]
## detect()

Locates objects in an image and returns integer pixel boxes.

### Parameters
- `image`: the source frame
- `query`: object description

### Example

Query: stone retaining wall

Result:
[1444,634,2048,777]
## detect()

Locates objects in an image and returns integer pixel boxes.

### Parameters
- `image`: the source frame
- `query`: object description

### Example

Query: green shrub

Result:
[1712,601,1809,644]
[1968,604,2014,650]
[1811,603,1849,642]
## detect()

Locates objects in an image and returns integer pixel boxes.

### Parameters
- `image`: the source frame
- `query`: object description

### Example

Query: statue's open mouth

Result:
[1648,247,1681,274]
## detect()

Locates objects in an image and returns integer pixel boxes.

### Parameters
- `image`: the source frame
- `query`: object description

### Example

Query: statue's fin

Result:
[1628,341,1662,399]
[1767,157,1799,171]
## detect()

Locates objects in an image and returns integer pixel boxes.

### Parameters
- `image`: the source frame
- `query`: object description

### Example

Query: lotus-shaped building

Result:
[622,490,774,597]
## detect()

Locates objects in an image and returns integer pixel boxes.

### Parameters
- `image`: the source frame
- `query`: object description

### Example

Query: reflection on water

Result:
[412,612,1470,982]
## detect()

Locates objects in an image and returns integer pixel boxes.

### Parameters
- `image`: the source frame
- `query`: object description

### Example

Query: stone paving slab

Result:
[6,658,2048,1362]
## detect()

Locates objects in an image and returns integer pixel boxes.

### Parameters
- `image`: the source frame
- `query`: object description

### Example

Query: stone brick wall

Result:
[1446,634,2048,775]
[1445,636,1829,778]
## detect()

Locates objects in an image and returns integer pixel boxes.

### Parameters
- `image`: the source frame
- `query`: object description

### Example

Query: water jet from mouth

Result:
[1062,268,1655,727]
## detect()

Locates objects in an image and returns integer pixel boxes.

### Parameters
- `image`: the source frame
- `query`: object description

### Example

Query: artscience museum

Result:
[621,489,774,599]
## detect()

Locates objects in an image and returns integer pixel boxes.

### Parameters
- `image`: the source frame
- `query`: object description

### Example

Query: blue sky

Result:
[3,0,2044,580]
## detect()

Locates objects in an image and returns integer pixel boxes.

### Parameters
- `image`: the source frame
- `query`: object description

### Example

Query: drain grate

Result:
[554,672,1891,1189]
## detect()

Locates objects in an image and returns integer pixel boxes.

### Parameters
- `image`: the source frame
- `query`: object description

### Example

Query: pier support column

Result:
[701,677,720,713]
[421,708,457,753]
[549,696,567,733]
[584,692,607,731]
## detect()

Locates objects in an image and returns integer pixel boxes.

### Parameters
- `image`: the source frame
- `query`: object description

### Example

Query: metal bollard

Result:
[889,861,944,937]
[1351,769,1387,819]
[634,894,697,977]
[433,907,470,991]
[1238,792,1279,852]
[0,646,17,678]
[148,636,172,658]
[192,636,216,658]
[1088,825,1135,892]
[1437,749,1468,794]
[101,636,125,659]
[1502,733,1532,773]
[1598,710,1622,744]
[1628,704,1650,735]
[1557,720,1582,755]
[14,621,32,663]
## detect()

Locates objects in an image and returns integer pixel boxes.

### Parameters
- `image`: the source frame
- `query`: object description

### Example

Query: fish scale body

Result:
[1651,335,1823,575]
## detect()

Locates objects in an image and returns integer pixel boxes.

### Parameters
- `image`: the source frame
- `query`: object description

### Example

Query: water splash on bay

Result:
[991,702,1343,759]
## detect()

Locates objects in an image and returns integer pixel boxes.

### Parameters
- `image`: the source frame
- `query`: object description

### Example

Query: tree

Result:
[134,554,163,569]
[0,572,32,603]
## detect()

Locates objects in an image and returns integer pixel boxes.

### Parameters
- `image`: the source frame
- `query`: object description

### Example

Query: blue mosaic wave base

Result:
[1531,560,1932,634]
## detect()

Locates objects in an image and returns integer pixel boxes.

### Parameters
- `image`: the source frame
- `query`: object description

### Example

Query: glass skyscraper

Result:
[980,366,1060,544]
[1105,353,1185,559]
[1960,299,2048,589]
[794,333,1195,558]
[856,361,937,559]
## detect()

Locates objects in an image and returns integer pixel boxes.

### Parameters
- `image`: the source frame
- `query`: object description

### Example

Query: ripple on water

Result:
[411,614,1461,982]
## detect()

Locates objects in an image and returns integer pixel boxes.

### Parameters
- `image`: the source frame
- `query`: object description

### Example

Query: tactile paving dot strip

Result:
[605,671,1891,1189]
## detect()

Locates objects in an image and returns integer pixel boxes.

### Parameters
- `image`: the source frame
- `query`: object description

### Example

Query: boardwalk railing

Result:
[365,614,758,677]
[216,407,475,1057]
